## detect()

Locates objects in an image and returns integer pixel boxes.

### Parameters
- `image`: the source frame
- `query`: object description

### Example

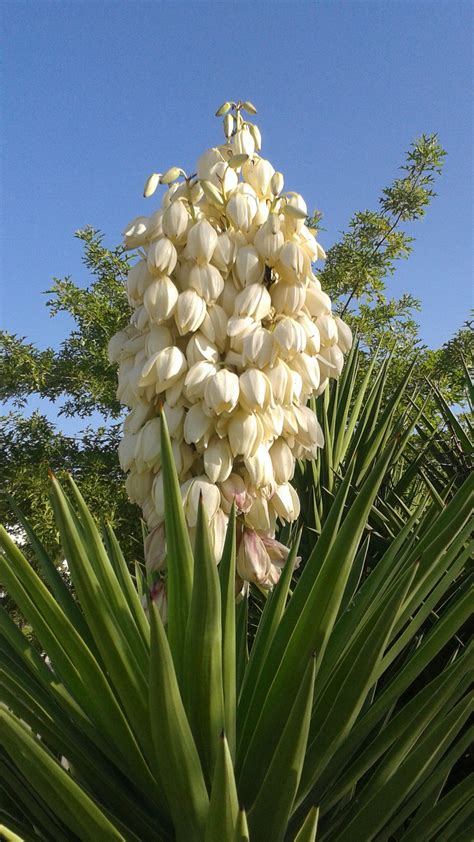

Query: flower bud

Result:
[147,237,178,277]
[237,529,271,585]
[143,173,161,198]
[183,402,214,448]
[162,200,190,243]
[234,245,264,286]
[223,114,234,138]
[270,171,284,196]
[239,368,272,411]
[334,316,353,353]
[204,437,233,483]
[204,368,240,414]
[215,101,232,116]
[160,166,181,185]
[234,284,271,320]
[187,219,218,264]
[270,482,301,522]
[188,263,224,303]
[175,289,207,335]
[228,410,260,458]
[181,476,221,526]
[143,277,179,324]
[269,438,295,484]
[232,127,255,157]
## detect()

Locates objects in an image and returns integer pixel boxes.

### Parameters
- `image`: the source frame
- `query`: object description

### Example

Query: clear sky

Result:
[1,0,473,427]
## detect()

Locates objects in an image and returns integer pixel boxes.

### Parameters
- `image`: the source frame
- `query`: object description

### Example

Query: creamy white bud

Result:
[271,281,306,315]
[147,237,178,277]
[277,242,310,283]
[123,216,149,249]
[270,171,284,196]
[234,284,271,320]
[182,476,221,527]
[161,402,185,439]
[204,368,240,414]
[272,317,307,359]
[254,215,284,266]
[146,325,174,356]
[232,127,255,157]
[143,173,161,198]
[188,263,224,304]
[228,410,260,458]
[242,157,275,198]
[239,369,272,411]
[143,277,179,324]
[305,286,332,318]
[244,495,272,532]
[175,290,207,335]
[209,508,228,561]
[244,443,274,488]
[211,231,236,273]
[186,332,220,366]
[118,433,138,472]
[226,189,259,232]
[204,437,233,483]
[197,147,225,181]
[233,245,263,287]
[271,482,301,522]
[269,439,295,484]
[107,329,129,363]
[162,199,190,243]
[242,326,273,367]
[126,469,154,505]
[135,417,162,470]
[317,314,338,347]
[184,360,218,401]
[183,403,214,448]
[334,316,353,353]
[187,219,218,264]
[200,304,228,351]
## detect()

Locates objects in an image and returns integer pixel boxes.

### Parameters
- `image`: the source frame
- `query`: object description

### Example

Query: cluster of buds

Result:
[109,100,352,593]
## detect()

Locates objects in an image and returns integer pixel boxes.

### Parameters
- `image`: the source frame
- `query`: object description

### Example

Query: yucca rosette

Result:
[109,99,352,590]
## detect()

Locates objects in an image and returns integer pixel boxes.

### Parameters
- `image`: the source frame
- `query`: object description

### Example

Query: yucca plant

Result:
[1,413,472,841]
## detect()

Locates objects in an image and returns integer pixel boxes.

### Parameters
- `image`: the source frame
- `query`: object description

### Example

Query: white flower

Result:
[232,127,256,157]
[273,317,307,359]
[270,482,301,522]
[271,282,306,316]
[269,438,295,484]
[187,219,218,264]
[317,314,338,347]
[175,290,207,335]
[226,187,259,232]
[234,284,271,320]
[147,237,178,277]
[239,369,272,412]
[182,477,221,527]
[162,200,190,243]
[334,316,353,353]
[183,402,214,448]
[234,245,264,286]
[254,214,284,266]
[204,369,240,414]
[244,443,274,488]
[184,360,218,401]
[143,277,179,324]
[228,410,260,458]
[188,263,224,303]
[204,437,233,483]
[242,157,275,198]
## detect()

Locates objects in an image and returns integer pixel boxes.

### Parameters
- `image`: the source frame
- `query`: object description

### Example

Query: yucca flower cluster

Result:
[108,100,352,592]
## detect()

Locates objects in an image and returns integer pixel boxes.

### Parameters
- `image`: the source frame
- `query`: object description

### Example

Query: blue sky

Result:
[1,0,473,429]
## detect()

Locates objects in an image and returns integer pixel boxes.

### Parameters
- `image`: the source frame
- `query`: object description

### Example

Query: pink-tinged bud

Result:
[220,473,252,514]
[237,528,272,584]
[145,523,166,573]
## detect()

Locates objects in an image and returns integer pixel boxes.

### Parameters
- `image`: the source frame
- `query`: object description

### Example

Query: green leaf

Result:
[183,499,225,784]
[160,412,194,681]
[247,656,316,842]
[294,807,319,842]
[1,706,127,842]
[149,600,209,842]
[400,773,474,842]
[219,506,237,759]
[205,733,239,841]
